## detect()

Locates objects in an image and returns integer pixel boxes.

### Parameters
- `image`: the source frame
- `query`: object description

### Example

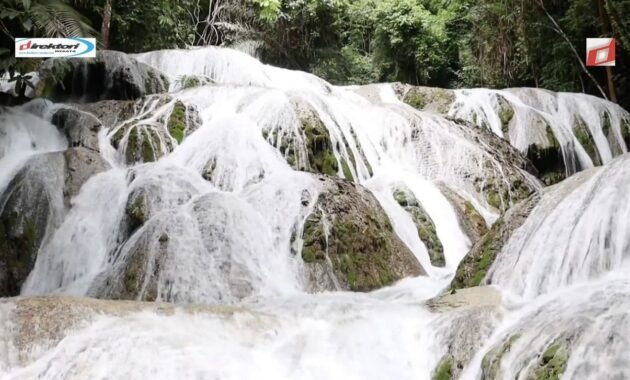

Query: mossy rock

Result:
[496,95,514,136]
[401,86,455,114]
[304,120,338,176]
[0,154,65,296]
[177,75,214,89]
[438,185,488,245]
[481,334,521,379]
[36,51,169,102]
[450,193,540,291]
[126,192,149,232]
[573,117,601,166]
[301,177,424,292]
[527,125,566,186]
[393,188,445,267]
[167,101,187,144]
[120,126,162,164]
[432,356,454,380]
[533,340,569,380]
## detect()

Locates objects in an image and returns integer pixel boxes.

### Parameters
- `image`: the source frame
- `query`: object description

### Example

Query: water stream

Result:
[0,47,629,379]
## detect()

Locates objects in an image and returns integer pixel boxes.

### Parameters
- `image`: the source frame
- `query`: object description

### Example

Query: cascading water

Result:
[449,88,630,176]
[1,46,629,379]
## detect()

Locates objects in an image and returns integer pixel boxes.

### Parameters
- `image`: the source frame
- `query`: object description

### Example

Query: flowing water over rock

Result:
[0,47,629,379]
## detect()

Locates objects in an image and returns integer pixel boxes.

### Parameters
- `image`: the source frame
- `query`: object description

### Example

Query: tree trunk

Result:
[536,0,608,100]
[101,0,113,50]
[597,0,618,103]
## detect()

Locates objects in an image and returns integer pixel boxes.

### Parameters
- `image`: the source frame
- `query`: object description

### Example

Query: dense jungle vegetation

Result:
[1,0,629,109]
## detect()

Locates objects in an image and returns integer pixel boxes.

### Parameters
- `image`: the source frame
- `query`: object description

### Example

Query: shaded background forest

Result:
[1,0,629,109]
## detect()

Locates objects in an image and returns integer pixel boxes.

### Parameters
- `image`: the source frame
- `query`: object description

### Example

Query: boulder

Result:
[449,193,540,291]
[393,186,445,267]
[302,176,425,292]
[51,108,102,151]
[36,51,169,102]
[63,148,110,206]
[0,153,65,296]
[427,287,503,380]
[394,84,455,114]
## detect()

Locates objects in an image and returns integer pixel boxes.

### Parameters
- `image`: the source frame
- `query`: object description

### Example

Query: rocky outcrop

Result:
[394,84,455,114]
[438,184,489,245]
[36,51,169,102]
[525,120,567,186]
[302,176,425,292]
[78,96,200,164]
[450,118,540,213]
[63,148,110,206]
[0,154,65,297]
[427,287,503,380]
[0,147,109,296]
[0,296,247,365]
[393,187,445,267]
[51,108,102,151]
[450,193,540,290]
[78,99,140,128]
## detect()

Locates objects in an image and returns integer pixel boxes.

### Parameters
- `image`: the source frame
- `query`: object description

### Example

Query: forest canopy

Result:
[1,0,628,109]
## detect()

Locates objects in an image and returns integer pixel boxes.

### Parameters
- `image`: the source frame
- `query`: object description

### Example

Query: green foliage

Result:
[109,0,195,52]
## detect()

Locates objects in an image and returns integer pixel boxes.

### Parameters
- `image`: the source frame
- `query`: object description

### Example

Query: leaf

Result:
[0,8,22,20]
[23,18,33,31]
[8,76,18,82]
[25,79,36,90]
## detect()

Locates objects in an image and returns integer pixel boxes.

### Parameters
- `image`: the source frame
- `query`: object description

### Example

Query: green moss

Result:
[481,334,521,379]
[183,76,200,89]
[432,357,453,380]
[303,119,339,177]
[394,190,408,207]
[125,127,140,163]
[404,91,426,109]
[574,117,601,166]
[141,131,156,162]
[301,212,327,264]
[533,341,569,380]
[127,195,148,230]
[167,101,187,144]
[487,189,502,209]
[329,218,395,291]
[464,201,487,235]
[497,95,514,135]
[143,68,169,93]
[340,157,354,181]
[450,218,502,290]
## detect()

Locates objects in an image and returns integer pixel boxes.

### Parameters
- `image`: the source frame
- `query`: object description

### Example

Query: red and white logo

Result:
[586,38,615,67]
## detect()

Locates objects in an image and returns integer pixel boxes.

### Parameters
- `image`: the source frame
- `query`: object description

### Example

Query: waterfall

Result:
[1,46,629,379]
[485,154,630,299]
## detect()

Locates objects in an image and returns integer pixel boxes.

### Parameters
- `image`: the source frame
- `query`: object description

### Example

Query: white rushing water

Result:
[1,46,629,379]
[450,88,630,176]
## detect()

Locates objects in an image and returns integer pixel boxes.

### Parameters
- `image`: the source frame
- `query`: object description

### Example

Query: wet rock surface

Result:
[37,51,169,102]
[0,154,65,297]
[302,176,425,292]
